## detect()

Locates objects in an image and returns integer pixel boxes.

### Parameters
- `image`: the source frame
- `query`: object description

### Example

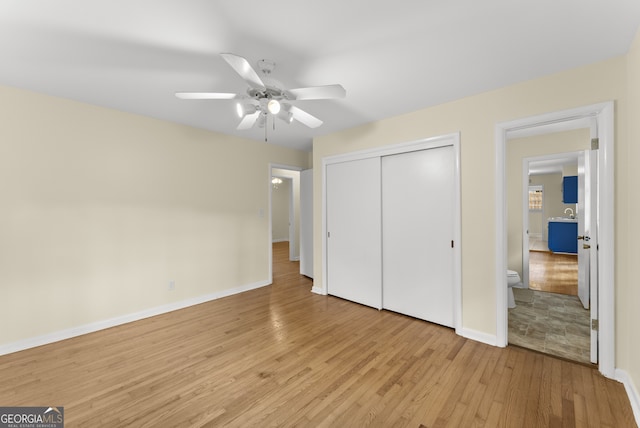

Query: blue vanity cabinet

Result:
[548,221,578,253]
[562,175,578,203]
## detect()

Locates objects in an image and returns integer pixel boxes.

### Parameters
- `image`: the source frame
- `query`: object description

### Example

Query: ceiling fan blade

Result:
[220,53,266,91]
[288,105,323,128]
[175,92,239,100]
[286,84,346,100]
[237,111,262,130]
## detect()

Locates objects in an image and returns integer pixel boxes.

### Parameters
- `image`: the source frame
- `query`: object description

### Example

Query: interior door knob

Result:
[584,244,591,249]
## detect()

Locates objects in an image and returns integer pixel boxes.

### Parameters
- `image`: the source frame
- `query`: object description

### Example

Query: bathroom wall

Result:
[528,203,543,239]
[528,173,569,243]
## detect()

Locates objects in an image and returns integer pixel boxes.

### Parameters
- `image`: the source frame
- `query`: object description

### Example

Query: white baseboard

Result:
[311,285,325,295]
[457,327,498,347]
[0,280,271,357]
[616,369,640,426]
[272,238,289,243]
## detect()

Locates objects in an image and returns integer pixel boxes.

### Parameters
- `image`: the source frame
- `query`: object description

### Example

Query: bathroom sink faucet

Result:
[564,208,575,218]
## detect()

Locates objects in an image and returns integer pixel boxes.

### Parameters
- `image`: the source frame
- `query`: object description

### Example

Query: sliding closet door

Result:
[326,158,382,309]
[382,146,455,326]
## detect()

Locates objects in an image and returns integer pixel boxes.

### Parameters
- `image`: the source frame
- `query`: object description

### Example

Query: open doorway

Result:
[269,165,301,283]
[496,101,615,378]
[509,149,589,363]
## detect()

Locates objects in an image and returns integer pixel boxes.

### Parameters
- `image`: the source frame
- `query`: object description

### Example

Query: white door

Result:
[326,158,382,309]
[586,147,599,364]
[382,147,455,327]
[577,153,589,309]
[579,144,599,363]
[300,169,313,278]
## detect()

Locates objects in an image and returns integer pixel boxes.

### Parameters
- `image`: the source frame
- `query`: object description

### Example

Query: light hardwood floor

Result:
[529,251,578,296]
[0,242,636,427]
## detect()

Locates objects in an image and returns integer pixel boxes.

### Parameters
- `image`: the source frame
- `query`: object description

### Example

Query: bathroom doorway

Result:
[511,151,588,363]
[496,101,615,378]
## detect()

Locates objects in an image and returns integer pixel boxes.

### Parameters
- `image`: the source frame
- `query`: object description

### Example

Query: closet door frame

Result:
[321,133,462,332]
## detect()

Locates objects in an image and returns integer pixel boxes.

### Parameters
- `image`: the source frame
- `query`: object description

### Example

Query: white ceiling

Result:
[1,1,639,152]
[528,155,579,176]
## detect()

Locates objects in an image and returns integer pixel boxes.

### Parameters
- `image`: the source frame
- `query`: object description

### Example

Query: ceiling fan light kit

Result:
[176,53,345,135]
[267,99,281,115]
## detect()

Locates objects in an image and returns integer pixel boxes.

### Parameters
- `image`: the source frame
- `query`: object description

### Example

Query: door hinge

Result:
[592,319,599,331]
[591,138,599,150]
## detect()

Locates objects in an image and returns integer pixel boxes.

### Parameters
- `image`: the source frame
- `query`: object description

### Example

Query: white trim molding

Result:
[0,280,270,357]
[458,328,498,347]
[311,285,325,295]
[616,369,640,426]
[495,102,615,379]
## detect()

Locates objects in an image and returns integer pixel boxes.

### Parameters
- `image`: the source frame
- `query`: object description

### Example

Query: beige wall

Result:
[623,28,640,402]
[507,130,589,277]
[0,85,309,347]
[529,209,543,238]
[313,55,628,352]
[529,173,562,240]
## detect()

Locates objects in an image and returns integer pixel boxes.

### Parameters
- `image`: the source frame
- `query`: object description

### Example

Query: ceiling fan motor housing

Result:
[257,59,276,75]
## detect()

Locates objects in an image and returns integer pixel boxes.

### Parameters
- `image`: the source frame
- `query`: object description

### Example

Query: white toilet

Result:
[507,270,523,309]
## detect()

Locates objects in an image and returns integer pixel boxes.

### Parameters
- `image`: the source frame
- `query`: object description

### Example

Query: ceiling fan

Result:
[176,53,346,130]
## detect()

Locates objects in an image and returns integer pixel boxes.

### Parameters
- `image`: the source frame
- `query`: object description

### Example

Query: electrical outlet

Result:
[168,280,175,291]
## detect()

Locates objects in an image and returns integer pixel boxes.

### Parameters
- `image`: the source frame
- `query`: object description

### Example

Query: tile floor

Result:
[508,287,591,364]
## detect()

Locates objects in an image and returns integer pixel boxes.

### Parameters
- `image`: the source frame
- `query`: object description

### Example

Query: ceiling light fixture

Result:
[267,99,281,115]
[272,177,283,189]
[276,107,294,124]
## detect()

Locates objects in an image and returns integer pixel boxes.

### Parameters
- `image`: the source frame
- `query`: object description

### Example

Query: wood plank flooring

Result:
[0,242,635,427]
[529,251,578,296]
